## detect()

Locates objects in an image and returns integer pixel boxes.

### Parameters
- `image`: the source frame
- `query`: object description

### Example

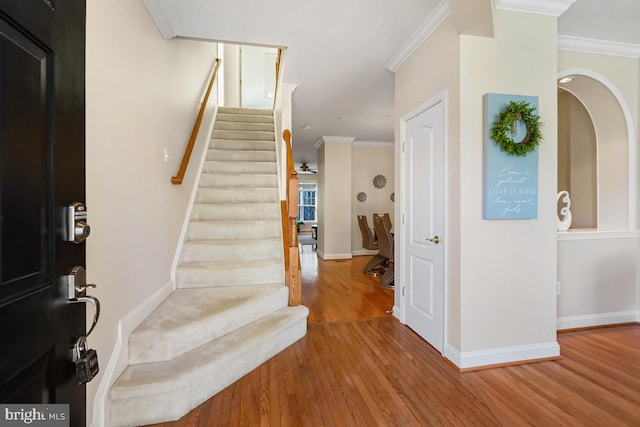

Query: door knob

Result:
[426,235,440,244]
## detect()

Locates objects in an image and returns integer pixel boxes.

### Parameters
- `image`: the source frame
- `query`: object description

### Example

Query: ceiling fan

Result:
[299,162,318,174]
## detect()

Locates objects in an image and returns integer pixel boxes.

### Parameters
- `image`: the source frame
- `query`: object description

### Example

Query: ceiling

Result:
[144,0,640,170]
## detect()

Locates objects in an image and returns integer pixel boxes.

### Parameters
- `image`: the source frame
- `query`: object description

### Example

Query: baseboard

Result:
[318,252,353,260]
[90,280,174,427]
[557,310,639,330]
[352,249,378,256]
[444,341,560,370]
[391,305,400,319]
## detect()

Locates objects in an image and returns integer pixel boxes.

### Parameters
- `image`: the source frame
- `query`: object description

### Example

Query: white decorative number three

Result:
[557,191,572,231]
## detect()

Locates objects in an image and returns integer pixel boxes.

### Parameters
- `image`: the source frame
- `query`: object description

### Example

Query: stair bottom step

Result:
[109,305,308,426]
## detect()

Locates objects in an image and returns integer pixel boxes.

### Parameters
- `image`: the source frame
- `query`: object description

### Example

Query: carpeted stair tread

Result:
[214,121,274,132]
[176,259,285,288]
[198,173,277,188]
[206,149,276,162]
[109,305,308,426]
[195,187,279,203]
[202,160,276,174]
[180,238,283,263]
[187,220,281,240]
[212,129,275,141]
[128,285,289,364]
[191,202,280,221]
[218,106,272,116]
[216,112,273,123]
[210,139,276,151]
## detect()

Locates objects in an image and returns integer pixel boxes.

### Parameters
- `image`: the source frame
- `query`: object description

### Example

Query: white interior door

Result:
[402,99,445,353]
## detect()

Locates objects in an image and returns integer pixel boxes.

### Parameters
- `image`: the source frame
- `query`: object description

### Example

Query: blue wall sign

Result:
[483,93,539,219]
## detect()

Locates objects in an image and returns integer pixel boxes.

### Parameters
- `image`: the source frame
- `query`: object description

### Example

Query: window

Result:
[298,183,317,222]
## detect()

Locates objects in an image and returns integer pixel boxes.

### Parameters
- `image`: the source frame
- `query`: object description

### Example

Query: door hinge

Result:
[402,286,405,297]
[402,141,406,152]
[402,214,406,224]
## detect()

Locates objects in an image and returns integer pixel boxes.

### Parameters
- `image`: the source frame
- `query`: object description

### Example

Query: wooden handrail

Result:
[282,129,302,306]
[274,48,283,106]
[171,58,222,185]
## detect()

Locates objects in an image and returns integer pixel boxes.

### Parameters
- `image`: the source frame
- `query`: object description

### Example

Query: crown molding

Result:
[558,35,640,59]
[314,136,356,148]
[386,0,452,73]
[143,0,176,39]
[352,141,394,148]
[494,0,575,17]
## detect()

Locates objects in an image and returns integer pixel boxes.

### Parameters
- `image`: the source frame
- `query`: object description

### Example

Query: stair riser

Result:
[218,107,272,116]
[202,161,276,174]
[199,173,277,188]
[213,130,275,141]
[110,309,307,427]
[216,113,273,123]
[176,263,284,287]
[211,140,275,151]
[195,188,279,204]
[128,286,289,365]
[191,204,280,221]
[206,150,276,162]
[215,121,274,132]
[181,239,282,263]
[187,221,281,240]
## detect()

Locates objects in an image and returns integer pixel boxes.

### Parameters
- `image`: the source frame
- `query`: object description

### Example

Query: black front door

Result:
[0,0,87,425]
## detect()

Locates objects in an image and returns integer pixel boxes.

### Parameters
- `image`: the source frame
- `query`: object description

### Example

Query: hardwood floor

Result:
[300,245,395,323]
[148,247,640,426]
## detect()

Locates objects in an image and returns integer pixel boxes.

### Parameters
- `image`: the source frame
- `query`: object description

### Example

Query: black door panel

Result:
[0,0,87,425]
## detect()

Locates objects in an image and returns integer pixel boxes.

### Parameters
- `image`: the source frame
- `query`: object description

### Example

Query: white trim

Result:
[392,305,400,319]
[445,341,560,369]
[557,230,639,241]
[558,35,640,59]
[386,0,452,73]
[352,141,394,148]
[557,68,638,231]
[319,253,353,261]
[351,249,379,256]
[90,281,173,427]
[142,0,176,39]
[170,105,218,284]
[315,136,356,148]
[494,0,575,17]
[557,311,639,330]
[398,90,448,353]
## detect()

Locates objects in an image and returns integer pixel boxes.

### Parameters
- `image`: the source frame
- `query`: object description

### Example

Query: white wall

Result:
[86,0,217,424]
[557,49,640,326]
[351,143,395,254]
[457,10,559,354]
[397,10,560,366]
[395,15,462,348]
[558,90,597,229]
[317,138,353,259]
[557,232,638,329]
[223,44,240,107]
[240,45,278,109]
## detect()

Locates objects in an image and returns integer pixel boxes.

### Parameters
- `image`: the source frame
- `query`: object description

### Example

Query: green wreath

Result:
[490,101,542,157]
